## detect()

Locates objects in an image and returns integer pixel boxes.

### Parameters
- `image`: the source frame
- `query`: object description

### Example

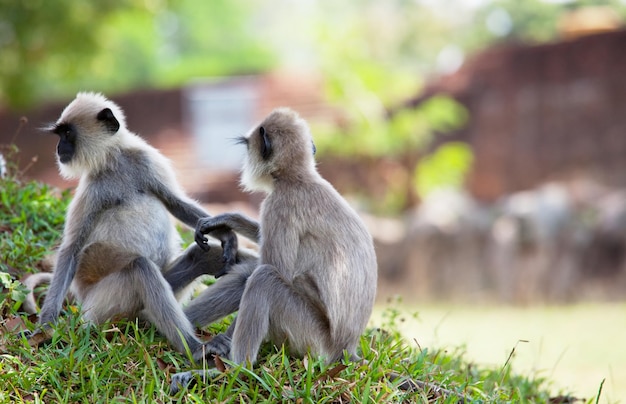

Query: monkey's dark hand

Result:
[195,218,234,251]
[195,217,216,251]
[216,229,238,268]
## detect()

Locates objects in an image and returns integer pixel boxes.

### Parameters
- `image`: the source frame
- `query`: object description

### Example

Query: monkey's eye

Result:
[259,126,272,160]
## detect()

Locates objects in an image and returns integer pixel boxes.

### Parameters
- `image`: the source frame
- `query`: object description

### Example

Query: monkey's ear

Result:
[259,126,272,160]
[97,108,120,134]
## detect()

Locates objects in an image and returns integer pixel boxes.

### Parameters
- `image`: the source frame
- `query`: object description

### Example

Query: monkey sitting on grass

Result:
[170,107,378,393]
[23,92,256,359]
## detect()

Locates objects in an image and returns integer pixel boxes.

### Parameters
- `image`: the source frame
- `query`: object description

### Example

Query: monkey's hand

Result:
[171,334,231,394]
[194,217,220,250]
[195,218,238,264]
[215,228,238,268]
[191,333,231,363]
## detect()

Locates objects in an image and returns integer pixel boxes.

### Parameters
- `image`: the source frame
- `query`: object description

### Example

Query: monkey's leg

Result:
[165,243,259,294]
[230,264,331,365]
[83,257,204,354]
[183,258,257,328]
[164,242,226,294]
[175,257,255,361]
[133,257,205,354]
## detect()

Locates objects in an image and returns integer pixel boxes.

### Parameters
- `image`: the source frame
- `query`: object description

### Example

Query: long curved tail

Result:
[21,272,54,314]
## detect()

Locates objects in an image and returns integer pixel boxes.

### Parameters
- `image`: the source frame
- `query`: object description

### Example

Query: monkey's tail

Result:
[21,272,54,314]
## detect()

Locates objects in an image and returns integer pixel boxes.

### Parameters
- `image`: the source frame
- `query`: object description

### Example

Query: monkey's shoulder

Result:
[74,171,153,214]
[88,147,165,188]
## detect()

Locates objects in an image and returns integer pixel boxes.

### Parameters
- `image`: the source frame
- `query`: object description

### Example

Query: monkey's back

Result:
[262,177,377,354]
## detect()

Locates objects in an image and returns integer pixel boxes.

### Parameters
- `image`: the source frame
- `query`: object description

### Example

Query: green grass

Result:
[1,308,567,403]
[0,147,581,403]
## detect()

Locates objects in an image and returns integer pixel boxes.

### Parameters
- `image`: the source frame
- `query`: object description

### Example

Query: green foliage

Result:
[0,148,69,270]
[0,0,140,108]
[0,145,69,315]
[414,142,474,198]
[0,272,28,316]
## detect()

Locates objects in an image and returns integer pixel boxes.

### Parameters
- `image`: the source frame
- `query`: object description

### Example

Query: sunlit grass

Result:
[372,301,626,403]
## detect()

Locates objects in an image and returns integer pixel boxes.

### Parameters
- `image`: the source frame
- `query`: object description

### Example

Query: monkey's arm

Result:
[195,213,260,248]
[37,210,98,326]
[260,219,299,273]
[35,194,110,327]
[37,248,77,325]
[164,243,226,293]
[150,179,237,264]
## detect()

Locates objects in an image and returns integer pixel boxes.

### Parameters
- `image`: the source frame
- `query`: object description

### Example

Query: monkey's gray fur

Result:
[28,92,247,357]
[170,107,378,393]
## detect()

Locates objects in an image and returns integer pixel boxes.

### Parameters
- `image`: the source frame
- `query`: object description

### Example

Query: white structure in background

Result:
[184,76,259,171]
[0,152,6,178]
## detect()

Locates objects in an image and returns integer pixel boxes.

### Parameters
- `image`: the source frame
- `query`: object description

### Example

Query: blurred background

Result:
[1,0,625,401]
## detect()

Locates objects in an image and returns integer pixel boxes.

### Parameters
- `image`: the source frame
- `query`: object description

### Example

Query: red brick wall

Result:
[433,29,626,201]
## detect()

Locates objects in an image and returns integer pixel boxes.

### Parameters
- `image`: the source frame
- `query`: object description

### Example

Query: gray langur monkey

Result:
[170,107,378,393]
[25,92,242,357]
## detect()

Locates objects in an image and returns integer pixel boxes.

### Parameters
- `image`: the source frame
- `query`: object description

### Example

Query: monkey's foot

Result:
[169,370,198,394]
[191,333,231,363]
[205,333,231,358]
[169,369,219,394]
[18,327,53,348]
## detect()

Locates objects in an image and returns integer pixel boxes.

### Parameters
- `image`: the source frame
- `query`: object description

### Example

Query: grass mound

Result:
[0,146,579,403]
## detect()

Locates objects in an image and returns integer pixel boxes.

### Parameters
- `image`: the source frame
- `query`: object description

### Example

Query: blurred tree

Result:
[414,141,474,197]
[296,1,469,212]
[309,1,467,154]
[458,0,626,51]
[0,0,139,109]
[154,0,274,85]
[0,0,275,110]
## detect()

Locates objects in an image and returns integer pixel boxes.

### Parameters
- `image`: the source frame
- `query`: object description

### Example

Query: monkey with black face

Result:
[171,108,378,392]
[27,92,244,358]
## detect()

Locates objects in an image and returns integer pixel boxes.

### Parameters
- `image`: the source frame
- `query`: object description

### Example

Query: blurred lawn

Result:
[371,302,626,403]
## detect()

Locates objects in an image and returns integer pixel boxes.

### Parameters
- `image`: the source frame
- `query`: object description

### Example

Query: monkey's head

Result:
[238,108,317,192]
[46,92,128,179]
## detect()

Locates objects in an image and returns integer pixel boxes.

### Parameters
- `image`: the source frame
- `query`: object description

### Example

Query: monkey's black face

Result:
[51,123,77,163]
